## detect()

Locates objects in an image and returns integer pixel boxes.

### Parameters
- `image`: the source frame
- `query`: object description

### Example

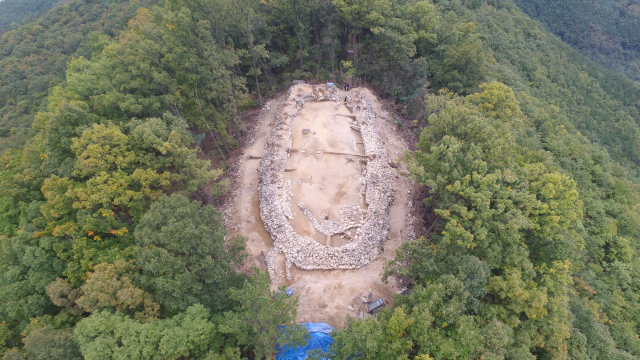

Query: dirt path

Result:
[224,87,417,327]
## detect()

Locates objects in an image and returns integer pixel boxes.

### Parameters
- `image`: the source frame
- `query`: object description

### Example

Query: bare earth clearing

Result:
[224,85,417,327]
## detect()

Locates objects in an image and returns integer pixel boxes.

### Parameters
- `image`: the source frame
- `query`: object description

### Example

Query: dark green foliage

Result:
[3,0,640,358]
[328,307,414,359]
[39,100,97,178]
[21,325,82,360]
[74,305,219,360]
[36,113,223,283]
[0,231,65,332]
[220,271,307,360]
[0,0,69,34]
[0,1,282,357]
[0,147,45,237]
[513,0,640,81]
[134,194,246,314]
[0,0,158,151]
[384,84,583,358]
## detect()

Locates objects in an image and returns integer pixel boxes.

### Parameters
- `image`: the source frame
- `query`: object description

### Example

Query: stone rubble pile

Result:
[298,203,361,237]
[277,179,294,220]
[259,84,395,279]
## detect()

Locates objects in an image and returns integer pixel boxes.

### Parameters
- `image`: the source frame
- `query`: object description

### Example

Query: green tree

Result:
[76,260,160,322]
[0,146,45,237]
[203,347,245,360]
[266,0,318,71]
[0,231,65,331]
[38,114,223,283]
[38,99,98,178]
[0,0,65,34]
[397,275,489,360]
[74,305,218,360]
[65,4,246,148]
[0,323,12,357]
[332,0,391,84]
[220,271,307,360]
[21,326,82,360]
[430,22,487,94]
[46,278,84,316]
[0,0,158,151]
[134,194,246,314]
[233,0,269,107]
[329,307,413,359]
[385,84,583,358]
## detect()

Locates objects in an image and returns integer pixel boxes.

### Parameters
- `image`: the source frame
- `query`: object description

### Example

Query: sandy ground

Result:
[285,100,367,248]
[224,87,417,327]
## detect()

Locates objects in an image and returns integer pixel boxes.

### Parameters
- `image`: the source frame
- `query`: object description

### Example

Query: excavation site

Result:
[226,84,417,326]
[259,84,396,280]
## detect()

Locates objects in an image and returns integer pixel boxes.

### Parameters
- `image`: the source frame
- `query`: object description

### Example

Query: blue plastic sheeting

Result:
[302,323,334,334]
[277,323,334,360]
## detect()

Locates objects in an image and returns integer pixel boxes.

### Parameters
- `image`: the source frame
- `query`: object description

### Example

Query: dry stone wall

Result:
[259,84,395,280]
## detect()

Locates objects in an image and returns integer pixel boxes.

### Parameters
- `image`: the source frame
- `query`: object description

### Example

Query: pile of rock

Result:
[258,84,395,280]
[298,202,360,237]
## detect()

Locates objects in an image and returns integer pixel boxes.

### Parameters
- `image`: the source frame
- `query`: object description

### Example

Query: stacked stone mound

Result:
[259,84,395,280]
[298,202,359,236]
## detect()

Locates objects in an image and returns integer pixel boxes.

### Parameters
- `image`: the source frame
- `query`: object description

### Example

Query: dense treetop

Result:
[513,0,640,81]
[0,0,159,151]
[2,0,640,358]
[0,0,69,35]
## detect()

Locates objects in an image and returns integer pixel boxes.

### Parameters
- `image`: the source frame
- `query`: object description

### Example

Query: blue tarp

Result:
[277,323,334,360]
[302,323,334,334]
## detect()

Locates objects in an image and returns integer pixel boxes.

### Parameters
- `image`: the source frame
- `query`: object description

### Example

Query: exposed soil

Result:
[285,101,366,248]
[223,86,418,328]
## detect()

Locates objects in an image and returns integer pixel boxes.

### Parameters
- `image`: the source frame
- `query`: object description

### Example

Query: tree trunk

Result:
[327,18,336,82]
[314,24,322,77]
[194,88,228,165]
[205,96,230,152]
[191,1,244,139]
[259,57,274,89]
[228,73,244,136]
[298,30,304,71]
[352,30,357,87]
[251,55,263,107]
[329,42,336,82]
[210,109,230,153]
[244,14,263,107]
[294,1,304,71]
[187,29,233,156]
[364,35,374,86]
[209,22,243,142]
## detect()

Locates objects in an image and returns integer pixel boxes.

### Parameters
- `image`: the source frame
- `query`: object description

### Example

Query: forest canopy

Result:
[513,0,640,81]
[1,0,640,358]
[0,0,70,35]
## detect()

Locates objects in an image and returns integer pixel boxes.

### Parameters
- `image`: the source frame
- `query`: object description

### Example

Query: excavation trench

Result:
[258,85,396,280]
[226,85,417,326]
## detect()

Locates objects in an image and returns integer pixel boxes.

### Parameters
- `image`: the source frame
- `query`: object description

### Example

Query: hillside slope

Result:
[383,1,640,358]
[513,0,640,81]
[2,0,640,358]
[0,0,70,35]
[0,0,158,151]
